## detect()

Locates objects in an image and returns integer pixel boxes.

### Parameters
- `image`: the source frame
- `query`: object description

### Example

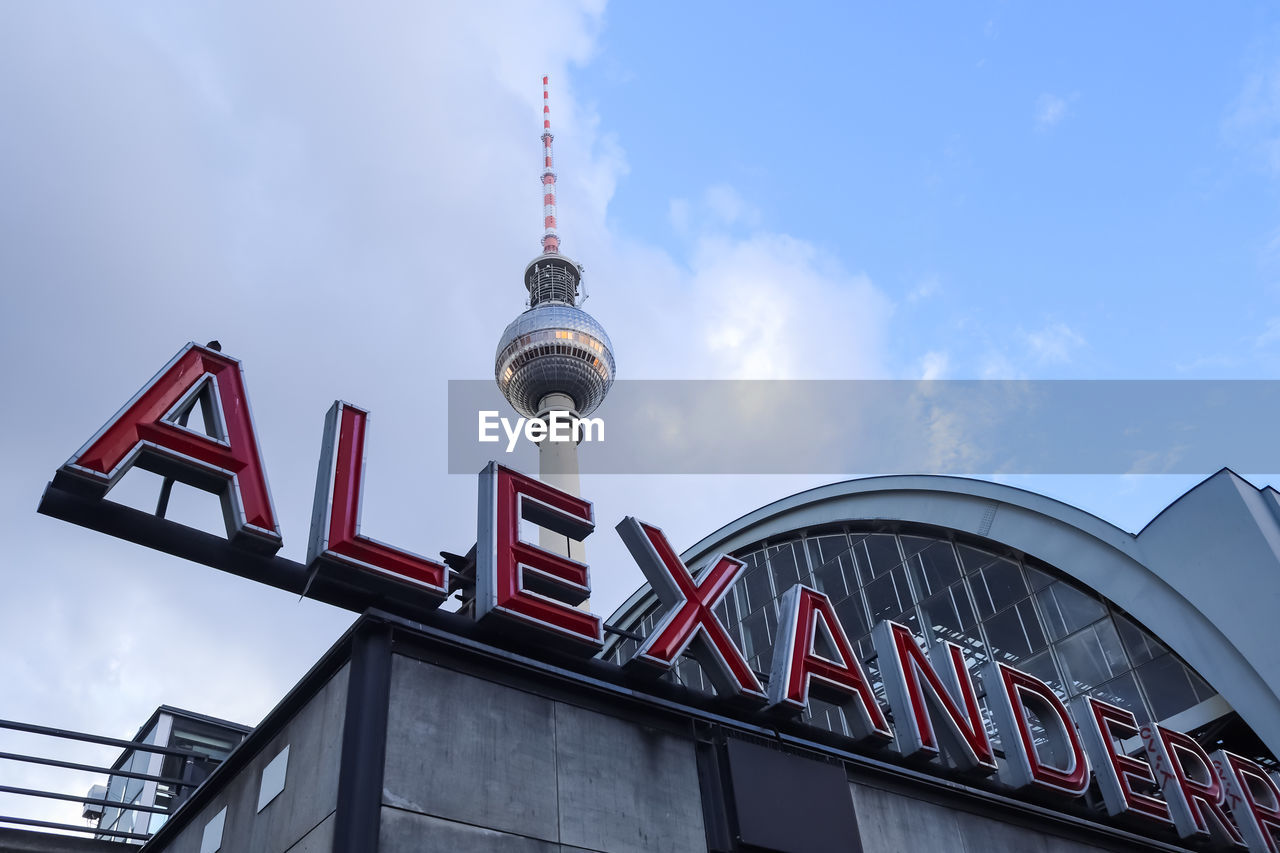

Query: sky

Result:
[4,0,1280,833]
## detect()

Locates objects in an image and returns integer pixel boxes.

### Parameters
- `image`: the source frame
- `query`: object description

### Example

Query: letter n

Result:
[872,619,996,774]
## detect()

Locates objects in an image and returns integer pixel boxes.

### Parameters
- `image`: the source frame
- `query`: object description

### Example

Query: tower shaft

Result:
[536,392,586,562]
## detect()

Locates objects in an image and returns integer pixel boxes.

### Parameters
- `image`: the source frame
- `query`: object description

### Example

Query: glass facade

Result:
[95,709,249,844]
[610,523,1257,763]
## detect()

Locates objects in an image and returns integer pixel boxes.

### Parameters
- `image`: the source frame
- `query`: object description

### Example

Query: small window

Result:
[199,806,227,853]
[257,745,290,813]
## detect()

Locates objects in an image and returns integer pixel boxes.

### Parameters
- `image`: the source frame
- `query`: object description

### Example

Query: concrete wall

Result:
[149,664,348,853]
[851,782,1152,853]
[379,654,708,853]
[133,620,1188,853]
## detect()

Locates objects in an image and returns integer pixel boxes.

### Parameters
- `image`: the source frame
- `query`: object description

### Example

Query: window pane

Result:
[972,558,1027,619]
[1188,667,1218,704]
[899,535,933,559]
[1057,620,1127,695]
[983,599,1045,664]
[907,539,962,598]
[858,534,902,582]
[866,566,911,622]
[1137,655,1208,721]
[676,657,701,691]
[834,590,870,640]
[808,535,853,601]
[1114,614,1167,666]
[742,552,774,613]
[714,596,740,653]
[957,544,999,574]
[1024,565,1055,591]
[1017,649,1065,697]
[767,541,803,593]
[742,608,771,663]
[1037,582,1105,640]
[758,606,778,671]
[920,583,980,650]
[1091,671,1149,724]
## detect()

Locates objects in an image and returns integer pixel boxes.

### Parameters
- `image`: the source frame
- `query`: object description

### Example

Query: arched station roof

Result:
[608,470,1280,757]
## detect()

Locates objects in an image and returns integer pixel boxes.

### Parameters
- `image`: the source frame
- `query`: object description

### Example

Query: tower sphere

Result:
[495,298,615,418]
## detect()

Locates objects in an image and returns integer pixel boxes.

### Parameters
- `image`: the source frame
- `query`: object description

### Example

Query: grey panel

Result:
[284,812,334,853]
[852,783,1125,853]
[723,738,858,853]
[851,783,965,853]
[149,664,349,853]
[953,807,1051,853]
[1042,837,1119,853]
[382,655,560,842]
[380,807,561,853]
[553,702,705,853]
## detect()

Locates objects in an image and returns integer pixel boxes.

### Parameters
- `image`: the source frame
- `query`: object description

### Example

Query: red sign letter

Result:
[615,517,765,703]
[1214,749,1280,853]
[767,585,891,743]
[307,403,447,601]
[1074,697,1172,827]
[1143,723,1247,847]
[59,342,280,550]
[477,463,600,650]
[983,661,1089,796]
[871,620,996,774]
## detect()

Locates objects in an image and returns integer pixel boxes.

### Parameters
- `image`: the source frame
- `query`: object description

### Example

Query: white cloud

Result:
[1225,57,1280,175]
[1257,316,1280,347]
[0,3,901,831]
[1023,322,1086,363]
[703,184,760,228]
[686,231,889,380]
[907,276,940,303]
[980,349,1023,379]
[668,197,691,234]
[667,185,761,237]
[0,0,617,825]
[1035,93,1070,130]
[920,350,949,380]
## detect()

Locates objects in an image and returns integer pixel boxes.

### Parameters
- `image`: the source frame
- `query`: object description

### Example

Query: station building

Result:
[36,467,1274,853]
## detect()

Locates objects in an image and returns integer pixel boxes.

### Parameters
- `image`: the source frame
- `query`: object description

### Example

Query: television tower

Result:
[494,76,616,560]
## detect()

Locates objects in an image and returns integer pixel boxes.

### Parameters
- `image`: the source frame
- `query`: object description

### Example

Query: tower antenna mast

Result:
[541,76,559,255]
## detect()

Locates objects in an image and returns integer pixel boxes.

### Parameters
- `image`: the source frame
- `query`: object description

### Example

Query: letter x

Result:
[616,517,765,702]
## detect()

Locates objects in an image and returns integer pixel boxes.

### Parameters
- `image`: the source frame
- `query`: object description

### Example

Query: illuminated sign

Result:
[43,343,1280,852]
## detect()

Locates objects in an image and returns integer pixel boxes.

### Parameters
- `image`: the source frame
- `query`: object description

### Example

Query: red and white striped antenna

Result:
[541,75,560,255]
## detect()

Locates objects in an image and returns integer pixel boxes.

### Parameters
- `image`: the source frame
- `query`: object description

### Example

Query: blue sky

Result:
[3,0,1280,830]
[580,3,1280,379]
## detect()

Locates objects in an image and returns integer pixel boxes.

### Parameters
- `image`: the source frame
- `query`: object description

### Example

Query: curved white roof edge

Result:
[608,470,1280,757]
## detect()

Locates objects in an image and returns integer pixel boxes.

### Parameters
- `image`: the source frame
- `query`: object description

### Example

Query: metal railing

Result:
[0,717,218,843]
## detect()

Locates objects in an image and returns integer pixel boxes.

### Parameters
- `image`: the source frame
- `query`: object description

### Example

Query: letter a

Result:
[58,342,280,551]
